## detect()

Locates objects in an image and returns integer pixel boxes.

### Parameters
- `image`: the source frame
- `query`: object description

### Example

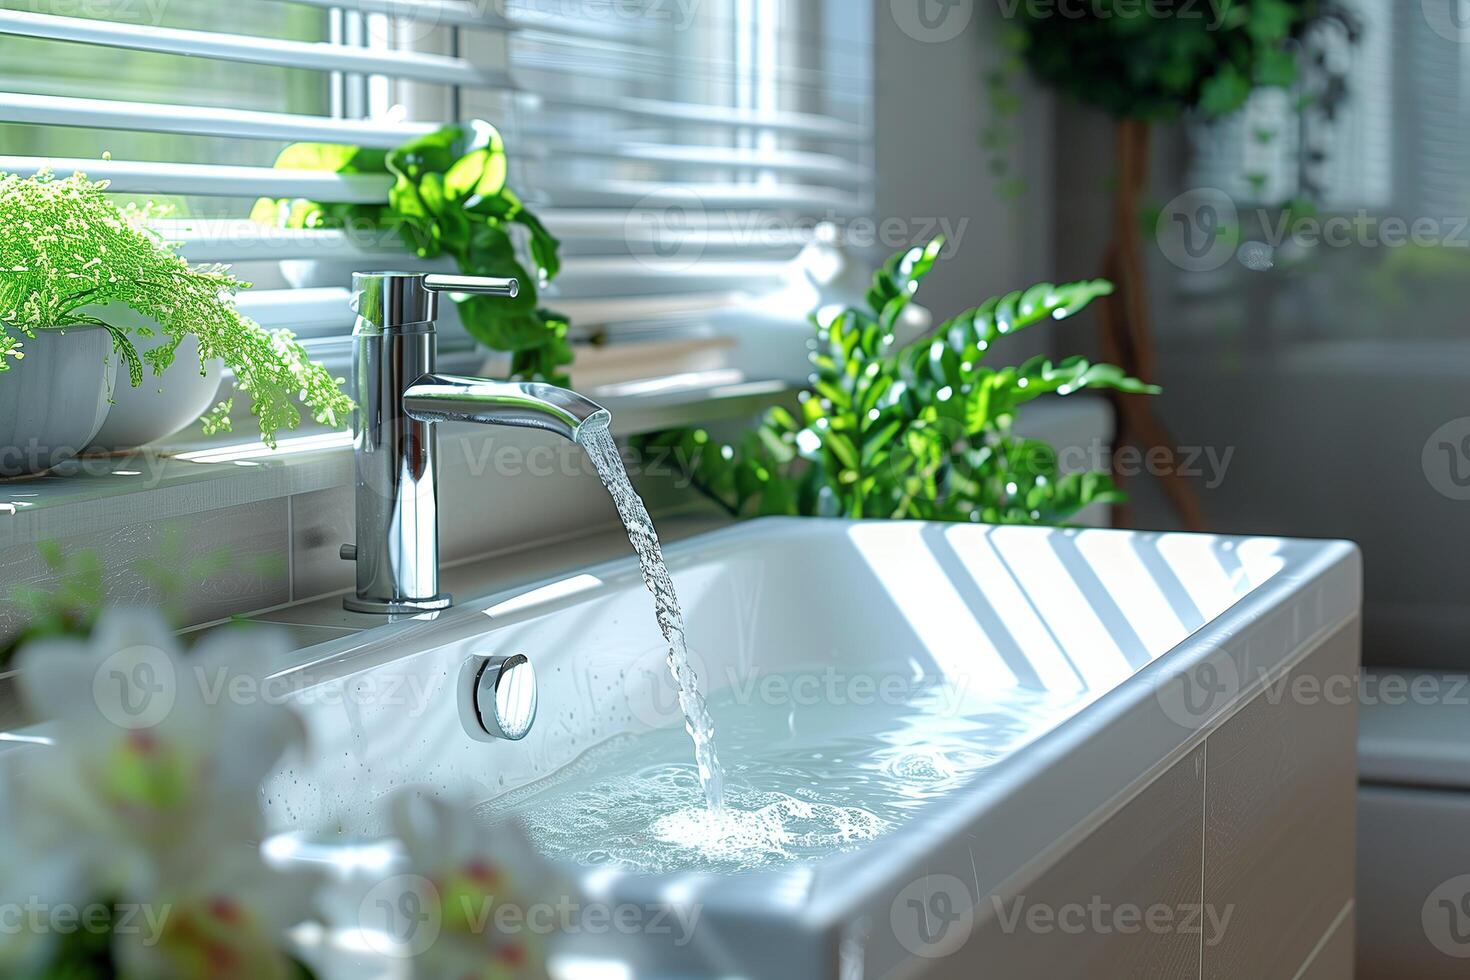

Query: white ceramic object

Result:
[0,325,115,475]
[86,333,224,453]
[78,305,224,453]
[1,519,1361,976]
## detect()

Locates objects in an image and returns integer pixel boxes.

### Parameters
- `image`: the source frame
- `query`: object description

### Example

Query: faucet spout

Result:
[403,374,610,442]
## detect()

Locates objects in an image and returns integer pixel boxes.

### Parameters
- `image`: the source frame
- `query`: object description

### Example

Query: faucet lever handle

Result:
[352,271,520,331]
[424,274,519,298]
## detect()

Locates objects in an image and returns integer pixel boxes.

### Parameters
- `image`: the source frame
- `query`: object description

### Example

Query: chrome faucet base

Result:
[343,593,453,615]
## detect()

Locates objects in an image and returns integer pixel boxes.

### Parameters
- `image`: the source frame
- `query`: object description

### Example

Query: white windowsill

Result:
[0,376,790,552]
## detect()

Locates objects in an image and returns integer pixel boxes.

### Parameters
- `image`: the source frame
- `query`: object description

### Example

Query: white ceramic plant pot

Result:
[87,333,224,453]
[0,325,116,476]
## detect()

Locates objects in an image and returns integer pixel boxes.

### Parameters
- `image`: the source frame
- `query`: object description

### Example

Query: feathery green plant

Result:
[0,169,352,445]
[638,238,1157,524]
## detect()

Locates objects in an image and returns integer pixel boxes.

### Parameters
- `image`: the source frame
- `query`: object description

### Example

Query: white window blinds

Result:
[0,0,875,379]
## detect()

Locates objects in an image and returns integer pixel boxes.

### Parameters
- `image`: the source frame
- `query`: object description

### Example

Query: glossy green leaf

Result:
[634,238,1152,526]
[445,142,507,202]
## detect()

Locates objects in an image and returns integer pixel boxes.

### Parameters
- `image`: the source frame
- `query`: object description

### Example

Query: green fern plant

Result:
[638,238,1157,524]
[0,169,352,446]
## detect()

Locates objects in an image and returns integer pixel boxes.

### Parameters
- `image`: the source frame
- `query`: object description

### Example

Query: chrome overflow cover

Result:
[472,653,537,741]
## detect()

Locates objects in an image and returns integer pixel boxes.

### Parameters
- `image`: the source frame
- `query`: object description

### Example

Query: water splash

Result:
[578,424,725,809]
[477,681,1082,875]
[478,760,887,874]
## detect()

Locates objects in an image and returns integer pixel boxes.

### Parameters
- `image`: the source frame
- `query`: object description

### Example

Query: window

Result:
[1169,0,1470,347]
[0,0,876,389]
[1187,0,1394,210]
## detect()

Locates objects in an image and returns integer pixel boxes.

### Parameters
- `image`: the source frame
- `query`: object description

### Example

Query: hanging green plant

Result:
[638,238,1155,524]
[253,123,572,385]
[1010,0,1354,120]
[0,169,352,446]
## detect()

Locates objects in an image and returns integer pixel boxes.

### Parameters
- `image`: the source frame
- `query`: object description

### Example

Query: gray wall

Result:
[872,4,1057,366]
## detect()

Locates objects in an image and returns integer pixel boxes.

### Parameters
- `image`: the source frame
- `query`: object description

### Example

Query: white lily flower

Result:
[10,609,303,894]
[2,609,318,977]
[325,790,564,980]
[112,843,320,980]
[0,774,87,974]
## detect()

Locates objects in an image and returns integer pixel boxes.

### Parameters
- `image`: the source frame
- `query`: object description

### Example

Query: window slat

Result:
[525,180,866,215]
[0,155,391,201]
[162,221,403,263]
[527,140,870,185]
[0,93,431,147]
[0,9,510,88]
[234,287,353,332]
[526,91,867,142]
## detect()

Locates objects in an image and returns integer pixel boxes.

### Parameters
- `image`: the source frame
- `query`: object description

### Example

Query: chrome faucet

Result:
[340,271,610,614]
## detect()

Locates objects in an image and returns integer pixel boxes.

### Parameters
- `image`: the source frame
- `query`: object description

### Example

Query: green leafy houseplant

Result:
[986,1,1358,191]
[1011,0,1352,121]
[639,238,1156,524]
[253,123,572,384]
[985,2,1357,530]
[0,170,352,446]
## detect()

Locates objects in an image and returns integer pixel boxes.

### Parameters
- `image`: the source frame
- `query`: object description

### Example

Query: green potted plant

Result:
[0,169,353,474]
[253,121,571,384]
[640,238,1154,524]
[994,0,1357,528]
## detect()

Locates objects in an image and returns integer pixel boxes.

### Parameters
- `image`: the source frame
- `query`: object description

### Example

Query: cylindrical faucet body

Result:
[342,271,607,615]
